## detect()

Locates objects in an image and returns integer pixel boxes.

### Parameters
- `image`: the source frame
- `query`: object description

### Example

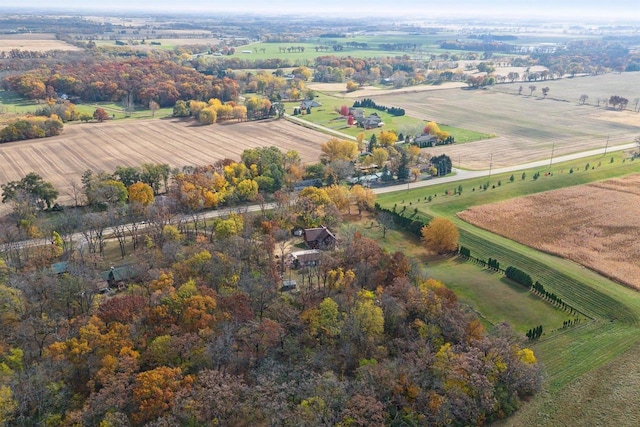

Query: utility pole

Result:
[604,135,610,155]
[488,153,493,178]
[549,142,555,168]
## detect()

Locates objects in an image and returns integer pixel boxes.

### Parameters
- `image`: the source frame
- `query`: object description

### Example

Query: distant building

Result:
[292,178,323,192]
[300,99,322,110]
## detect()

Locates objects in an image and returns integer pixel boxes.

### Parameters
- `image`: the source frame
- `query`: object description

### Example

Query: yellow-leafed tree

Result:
[421,217,459,254]
[128,182,155,207]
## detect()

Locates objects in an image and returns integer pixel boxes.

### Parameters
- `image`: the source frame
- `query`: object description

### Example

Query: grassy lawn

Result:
[0,90,172,122]
[0,90,42,114]
[385,152,639,217]
[350,214,577,335]
[427,258,576,334]
[287,91,493,143]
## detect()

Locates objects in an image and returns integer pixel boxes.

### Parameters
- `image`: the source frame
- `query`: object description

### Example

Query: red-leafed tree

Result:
[93,108,110,123]
[347,114,355,126]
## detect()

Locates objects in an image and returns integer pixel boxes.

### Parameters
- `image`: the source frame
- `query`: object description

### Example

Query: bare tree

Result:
[149,100,160,118]
[67,180,84,207]
[579,94,589,105]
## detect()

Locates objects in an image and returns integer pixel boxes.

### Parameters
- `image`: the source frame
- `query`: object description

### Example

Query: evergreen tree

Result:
[397,152,409,181]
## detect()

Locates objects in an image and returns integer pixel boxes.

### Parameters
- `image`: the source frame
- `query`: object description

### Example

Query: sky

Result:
[1,0,639,21]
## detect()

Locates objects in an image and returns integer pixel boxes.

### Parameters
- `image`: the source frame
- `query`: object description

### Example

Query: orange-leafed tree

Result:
[132,366,191,425]
[93,108,110,122]
[350,185,376,217]
[420,217,459,254]
[128,182,155,207]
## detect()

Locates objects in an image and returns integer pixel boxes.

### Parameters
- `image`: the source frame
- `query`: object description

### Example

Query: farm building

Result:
[303,226,336,249]
[287,249,321,268]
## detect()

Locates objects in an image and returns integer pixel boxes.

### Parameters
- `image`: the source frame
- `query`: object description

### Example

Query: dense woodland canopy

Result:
[2,58,239,107]
[0,205,542,426]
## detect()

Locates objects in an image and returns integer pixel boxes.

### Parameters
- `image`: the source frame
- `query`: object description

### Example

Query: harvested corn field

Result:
[458,174,640,289]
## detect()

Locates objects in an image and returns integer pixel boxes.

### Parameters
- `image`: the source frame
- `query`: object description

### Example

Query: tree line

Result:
[3,58,239,107]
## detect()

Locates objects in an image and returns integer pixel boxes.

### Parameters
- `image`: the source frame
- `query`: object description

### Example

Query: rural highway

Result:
[1,142,636,254]
[378,142,638,194]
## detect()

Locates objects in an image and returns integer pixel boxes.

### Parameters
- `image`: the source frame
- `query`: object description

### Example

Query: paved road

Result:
[375,142,637,194]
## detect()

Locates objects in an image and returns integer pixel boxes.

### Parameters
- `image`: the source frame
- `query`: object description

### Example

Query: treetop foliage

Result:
[0,204,541,425]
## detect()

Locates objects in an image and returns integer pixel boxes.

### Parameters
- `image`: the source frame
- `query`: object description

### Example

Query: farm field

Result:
[375,153,640,424]
[0,33,81,52]
[458,174,640,290]
[93,37,222,51]
[0,118,326,207]
[370,72,640,169]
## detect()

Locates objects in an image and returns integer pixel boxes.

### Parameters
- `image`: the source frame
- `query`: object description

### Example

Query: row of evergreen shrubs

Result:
[375,204,426,237]
[353,98,405,116]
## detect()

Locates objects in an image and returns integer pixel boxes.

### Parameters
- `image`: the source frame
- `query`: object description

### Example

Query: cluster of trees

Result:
[352,98,406,116]
[533,40,635,75]
[430,154,453,176]
[0,172,59,223]
[2,58,239,107]
[0,116,63,143]
[422,122,453,145]
[172,98,248,124]
[608,95,629,110]
[0,196,542,425]
[526,326,543,340]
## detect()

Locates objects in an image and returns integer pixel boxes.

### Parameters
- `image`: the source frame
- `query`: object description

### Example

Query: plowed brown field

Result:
[458,174,640,289]
[0,33,81,52]
[0,118,326,207]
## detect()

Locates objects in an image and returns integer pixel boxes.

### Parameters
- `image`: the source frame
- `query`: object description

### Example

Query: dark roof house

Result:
[300,99,322,109]
[357,112,383,129]
[303,226,336,249]
[414,134,438,147]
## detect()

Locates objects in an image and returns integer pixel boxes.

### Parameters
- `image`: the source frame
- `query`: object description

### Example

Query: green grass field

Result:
[428,259,576,334]
[375,152,640,394]
[288,91,493,143]
[0,90,173,122]
[0,90,43,114]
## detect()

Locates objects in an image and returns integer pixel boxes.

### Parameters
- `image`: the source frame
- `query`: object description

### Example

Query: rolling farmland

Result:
[370,72,640,170]
[0,118,326,207]
[0,33,81,52]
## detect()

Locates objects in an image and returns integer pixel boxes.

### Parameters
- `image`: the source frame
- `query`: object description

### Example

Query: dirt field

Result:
[307,81,467,98]
[458,174,640,290]
[0,33,81,52]
[370,72,640,169]
[0,118,326,207]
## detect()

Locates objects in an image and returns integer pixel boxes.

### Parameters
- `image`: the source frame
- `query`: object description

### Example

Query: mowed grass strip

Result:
[348,217,570,334]
[427,259,574,334]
